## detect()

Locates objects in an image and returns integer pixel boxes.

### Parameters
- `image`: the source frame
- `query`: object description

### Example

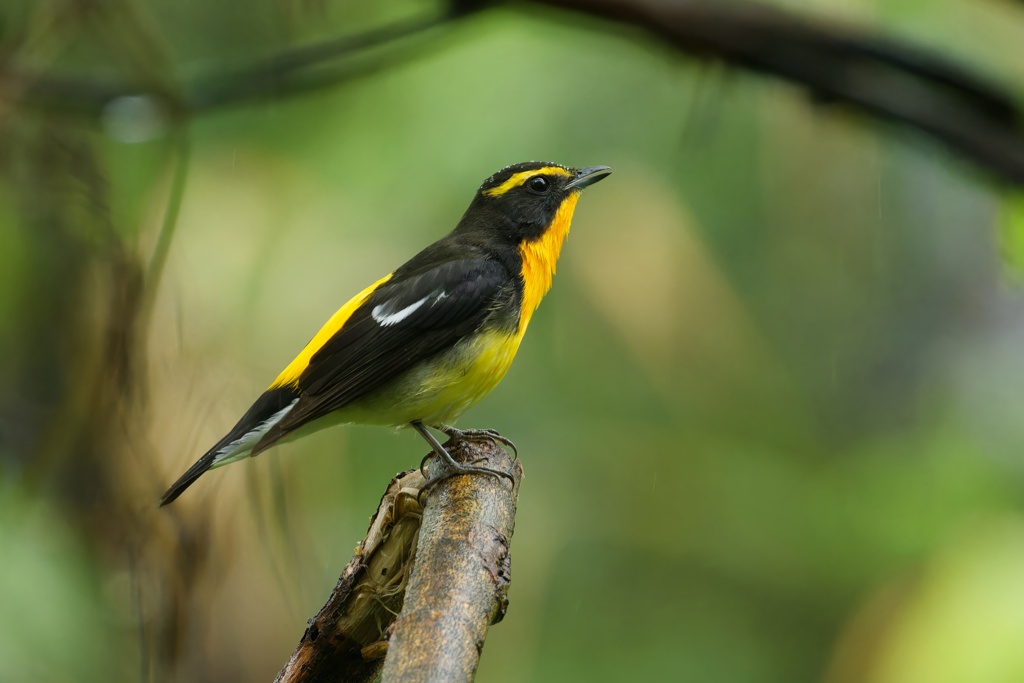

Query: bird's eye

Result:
[527,176,549,193]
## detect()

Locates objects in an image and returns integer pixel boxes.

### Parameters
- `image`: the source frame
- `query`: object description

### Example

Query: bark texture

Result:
[276,436,522,683]
[275,468,426,683]
[381,438,521,683]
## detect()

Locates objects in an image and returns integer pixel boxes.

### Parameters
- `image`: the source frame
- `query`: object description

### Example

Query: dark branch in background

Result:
[5,0,1024,183]
[186,13,449,112]
[525,0,1024,184]
[276,439,521,683]
[0,11,451,119]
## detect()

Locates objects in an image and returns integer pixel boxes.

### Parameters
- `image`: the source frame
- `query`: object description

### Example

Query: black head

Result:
[455,161,611,245]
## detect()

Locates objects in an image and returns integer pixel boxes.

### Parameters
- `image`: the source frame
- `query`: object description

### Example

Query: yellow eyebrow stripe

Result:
[269,273,393,389]
[483,166,572,197]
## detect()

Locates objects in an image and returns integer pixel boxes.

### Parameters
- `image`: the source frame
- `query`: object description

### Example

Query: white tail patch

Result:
[212,398,299,467]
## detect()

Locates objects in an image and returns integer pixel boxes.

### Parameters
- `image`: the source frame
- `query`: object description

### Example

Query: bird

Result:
[159,161,611,506]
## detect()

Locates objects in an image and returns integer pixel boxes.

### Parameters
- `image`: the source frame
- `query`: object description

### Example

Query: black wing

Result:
[253,258,511,451]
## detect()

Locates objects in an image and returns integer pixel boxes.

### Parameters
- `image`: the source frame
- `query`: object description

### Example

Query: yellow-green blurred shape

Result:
[831,517,1024,683]
[999,194,1024,280]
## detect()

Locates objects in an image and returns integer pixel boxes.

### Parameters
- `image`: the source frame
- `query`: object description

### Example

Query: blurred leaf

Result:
[999,193,1024,280]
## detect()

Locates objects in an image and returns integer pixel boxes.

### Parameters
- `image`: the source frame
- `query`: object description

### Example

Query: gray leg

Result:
[411,421,516,488]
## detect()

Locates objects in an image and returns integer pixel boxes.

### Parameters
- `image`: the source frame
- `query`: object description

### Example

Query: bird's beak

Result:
[566,165,612,191]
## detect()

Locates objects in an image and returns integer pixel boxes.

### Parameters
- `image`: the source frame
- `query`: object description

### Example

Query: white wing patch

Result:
[372,290,448,327]
[212,398,299,467]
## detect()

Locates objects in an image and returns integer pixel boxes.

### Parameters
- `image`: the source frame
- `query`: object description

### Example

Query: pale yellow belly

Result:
[321,327,525,429]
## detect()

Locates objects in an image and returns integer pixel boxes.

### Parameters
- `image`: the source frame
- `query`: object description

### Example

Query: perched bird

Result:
[159,161,611,506]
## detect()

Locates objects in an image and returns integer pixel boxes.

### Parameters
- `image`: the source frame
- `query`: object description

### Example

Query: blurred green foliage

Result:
[4,1,1024,682]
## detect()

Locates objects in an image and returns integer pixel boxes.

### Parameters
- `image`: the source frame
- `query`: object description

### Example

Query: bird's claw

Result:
[417,453,516,505]
[436,425,518,459]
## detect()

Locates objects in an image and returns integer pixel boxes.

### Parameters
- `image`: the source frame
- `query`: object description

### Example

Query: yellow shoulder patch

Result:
[484,166,572,198]
[269,273,393,389]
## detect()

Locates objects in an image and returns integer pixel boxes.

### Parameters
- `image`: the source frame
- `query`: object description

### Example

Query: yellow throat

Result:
[517,191,580,333]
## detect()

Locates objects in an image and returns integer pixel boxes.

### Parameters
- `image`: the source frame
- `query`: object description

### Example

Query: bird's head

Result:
[457,161,611,245]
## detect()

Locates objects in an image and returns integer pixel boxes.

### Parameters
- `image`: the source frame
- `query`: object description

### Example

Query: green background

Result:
[4,1,1024,681]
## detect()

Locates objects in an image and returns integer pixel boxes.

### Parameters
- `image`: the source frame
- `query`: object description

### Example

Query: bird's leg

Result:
[434,423,518,459]
[411,421,516,493]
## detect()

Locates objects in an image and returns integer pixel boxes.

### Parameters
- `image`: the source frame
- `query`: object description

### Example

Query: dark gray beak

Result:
[566,165,612,190]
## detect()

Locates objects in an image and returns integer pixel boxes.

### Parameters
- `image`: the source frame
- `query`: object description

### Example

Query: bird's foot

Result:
[435,424,518,459]
[412,422,516,503]
[417,451,515,489]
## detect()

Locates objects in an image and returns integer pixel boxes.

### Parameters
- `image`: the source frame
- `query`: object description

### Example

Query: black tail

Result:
[159,450,217,506]
[159,385,300,506]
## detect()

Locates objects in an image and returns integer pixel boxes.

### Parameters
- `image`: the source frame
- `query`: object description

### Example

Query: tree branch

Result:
[275,468,425,683]
[381,438,521,682]
[8,0,1024,183]
[186,13,451,113]
[275,437,522,683]
[0,10,453,119]
[529,0,1024,183]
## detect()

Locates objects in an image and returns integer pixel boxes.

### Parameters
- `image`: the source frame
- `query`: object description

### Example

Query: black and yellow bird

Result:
[159,161,611,506]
